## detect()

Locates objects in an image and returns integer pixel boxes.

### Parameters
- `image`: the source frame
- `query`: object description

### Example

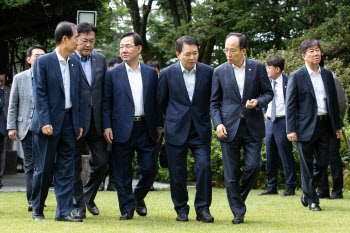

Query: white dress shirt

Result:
[267,74,285,118]
[125,62,144,116]
[180,62,196,102]
[232,58,246,97]
[305,64,327,115]
[55,49,72,109]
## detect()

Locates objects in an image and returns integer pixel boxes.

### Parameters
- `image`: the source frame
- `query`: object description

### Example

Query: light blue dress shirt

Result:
[76,51,92,86]
[55,49,72,109]
[180,62,196,102]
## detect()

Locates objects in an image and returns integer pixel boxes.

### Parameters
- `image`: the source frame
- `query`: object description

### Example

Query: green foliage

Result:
[0,0,31,9]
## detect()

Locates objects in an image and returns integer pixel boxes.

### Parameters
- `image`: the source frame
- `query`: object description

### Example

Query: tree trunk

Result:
[168,0,181,29]
[200,36,216,65]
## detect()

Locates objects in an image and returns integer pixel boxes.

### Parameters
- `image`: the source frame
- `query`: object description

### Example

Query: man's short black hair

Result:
[266,55,285,72]
[109,57,123,67]
[146,60,160,70]
[175,36,199,54]
[300,39,321,54]
[120,32,143,47]
[225,33,247,50]
[54,21,76,45]
[27,45,46,57]
[77,22,97,36]
[0,68,6,76]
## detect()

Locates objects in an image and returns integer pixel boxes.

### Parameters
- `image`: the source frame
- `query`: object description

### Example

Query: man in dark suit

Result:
[70,22,108,219]
[259,55,297,196]
[285,39,342,211]
[158,36,214,223]
[31,21,84,222]
[103,32,162,220]
[0,85,6,189]
[210,33,273,224]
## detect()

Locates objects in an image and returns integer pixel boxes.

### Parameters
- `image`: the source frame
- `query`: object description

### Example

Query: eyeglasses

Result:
[223,49,237,54]
[79,38,95,44]
[119,44,136,50]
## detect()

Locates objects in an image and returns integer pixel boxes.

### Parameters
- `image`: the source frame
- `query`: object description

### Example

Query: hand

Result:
[8,129,18,141]
[246,99,258,109]
[336,129,342,139]
[76,127,83,140]
[216,124,227,138]
[287,132,297,142]
[264,113,267,120]
[157,127,163,142]
[41,125,53,135]
[104,128,113,144]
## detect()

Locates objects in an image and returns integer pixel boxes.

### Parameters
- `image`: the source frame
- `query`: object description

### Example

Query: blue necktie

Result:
[271,80,277,122]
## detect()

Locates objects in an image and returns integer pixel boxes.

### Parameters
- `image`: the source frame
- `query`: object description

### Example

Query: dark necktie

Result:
[271,80,277,122]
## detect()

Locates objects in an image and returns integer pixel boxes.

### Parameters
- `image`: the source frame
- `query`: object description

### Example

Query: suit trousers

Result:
[166,122,212,214]
[31,112,76,218]
[112,120,158,215]
[296,118,330,205]
[101,143,117,187]
[0,134,4,180]
[265,118,297,190]
[21,131,34,205]
[220,119,262,215]
[73,111,108,214]
[317,136,343,196]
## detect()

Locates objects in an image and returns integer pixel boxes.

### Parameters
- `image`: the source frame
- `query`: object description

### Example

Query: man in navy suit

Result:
[210,33,273,224]
[0,87,6,186]
[103,32,162,220]
[259,56,297,196]
[286,39,342,211]
[158,36,214,223]
[31,21,84,222]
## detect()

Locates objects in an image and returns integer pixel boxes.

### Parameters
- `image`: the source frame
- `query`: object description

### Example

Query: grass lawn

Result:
[0,188,349,232]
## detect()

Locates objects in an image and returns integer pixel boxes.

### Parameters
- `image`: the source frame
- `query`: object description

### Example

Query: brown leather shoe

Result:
[73,212,86,219]
[86,201,100,215]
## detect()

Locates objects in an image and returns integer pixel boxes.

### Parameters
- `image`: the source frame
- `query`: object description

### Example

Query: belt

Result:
[64,108,72,113]
[267,116,285,122]
[133,116,145,121]
[317,115,328,121]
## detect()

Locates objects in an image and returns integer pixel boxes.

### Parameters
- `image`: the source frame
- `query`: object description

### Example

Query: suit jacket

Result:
[0,89,6,136]
[3,85,10,119]
[7,69,34,140]
[285,65,341,142]
[210,58,273,142]
[30,51,84,136]
[158,61,214,146]
[70,51,107,137]
[263,74,288,114]
[103,62,162,143]
[332,73,346,127]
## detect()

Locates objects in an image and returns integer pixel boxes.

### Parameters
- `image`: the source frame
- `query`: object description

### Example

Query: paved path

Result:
[0,173,170,192]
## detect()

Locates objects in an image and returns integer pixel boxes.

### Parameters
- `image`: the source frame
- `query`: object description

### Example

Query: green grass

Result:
[0,188,349,232]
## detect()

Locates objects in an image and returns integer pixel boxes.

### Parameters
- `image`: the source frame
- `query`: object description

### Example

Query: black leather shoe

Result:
[309,203,322,211]
[0,180,3,188]
[28,205,33,212]
[86,201,100,215]
[73,212,86,219]
[232,214,245,224]
[120,211,134,220]
[55,216,83,222]
[259,187,278,195]
[106,184,118,191]
[317,192,330,198]
[281,189,295,196]
[301,193,308,207]
[98,181,105,191]
[328,194,343,199]
[135,199,147,216]
[32,212,45,220]
[196,207,214,223]
[149,185,156,191]
[176,213,189,222]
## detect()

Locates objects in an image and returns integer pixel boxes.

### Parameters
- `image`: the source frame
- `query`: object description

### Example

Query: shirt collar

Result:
[273,74,283,84]
[180,62,196,74]
[55,49,69,64]
[75,50,91,62]
[305,63,321,76]
[232,57,246,70]
[125,61,141,72]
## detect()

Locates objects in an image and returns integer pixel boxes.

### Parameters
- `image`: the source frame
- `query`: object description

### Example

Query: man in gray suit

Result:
[0,70,11,188]
[7,45,46,210]
[71,22,108,219]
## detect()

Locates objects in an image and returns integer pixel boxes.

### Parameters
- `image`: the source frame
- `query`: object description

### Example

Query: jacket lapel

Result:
[68,59,76,101]
[50,52,64,93]
[191,62,201,103]
[226,62,241,101]
[140,63,148,104]
[302,65,316,101]
[91,52,96,87]
[72,52,89,86]
[242,58,252,101]
[175,62,191,103]
[320,67,330,105]
[282,74,287,101]
[119,62,134,103]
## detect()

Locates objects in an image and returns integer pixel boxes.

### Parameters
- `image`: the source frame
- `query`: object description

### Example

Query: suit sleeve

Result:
[210,69,223,128]
[103,70,113,129]
[329,74,341,130]
[0,89,5,110]
[157,70,169,117]
[7,75,19,130]
[33,57,51,128]
[285,73,297,134]
[256,63,273,109]
[78,65,84,128]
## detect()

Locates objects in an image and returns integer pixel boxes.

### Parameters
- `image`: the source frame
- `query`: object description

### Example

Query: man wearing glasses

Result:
[71,22,108,219]
[210,33,273,224]
[103,32,162,220]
